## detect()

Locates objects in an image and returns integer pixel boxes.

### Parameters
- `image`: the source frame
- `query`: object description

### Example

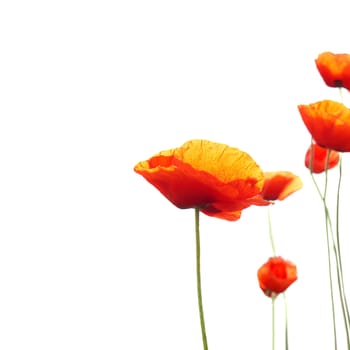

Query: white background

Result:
[1,0,350,349]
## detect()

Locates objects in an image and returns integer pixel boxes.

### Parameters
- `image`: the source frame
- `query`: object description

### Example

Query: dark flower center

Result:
[334,79,343,88]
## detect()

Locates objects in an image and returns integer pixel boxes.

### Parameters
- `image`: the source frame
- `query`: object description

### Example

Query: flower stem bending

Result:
[195,208,209,350]
[309,146,338,349]
[335,156,350,348]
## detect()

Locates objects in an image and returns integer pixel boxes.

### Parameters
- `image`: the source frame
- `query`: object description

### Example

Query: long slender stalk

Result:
[335,156,350,348]
[309,146,338,350]
[311,149,350,348]
[268,208,276,350]
[267,207,276,257]
[267,208,289,350]
[336,87,350,348]
[283,293,289,350]
[272,297,276,350]
[335,156,349,323]
[195,208,208,350]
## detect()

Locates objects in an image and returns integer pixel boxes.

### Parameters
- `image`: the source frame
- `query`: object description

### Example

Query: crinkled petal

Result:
[298,100,350,152]
[134,139,269,221]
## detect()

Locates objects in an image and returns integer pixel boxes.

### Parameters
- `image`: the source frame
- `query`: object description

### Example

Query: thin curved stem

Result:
[312,148,350,348]
[309,144,338,350]
[195,208,208,350]
[335,87,350,347]
[335,156,350,348]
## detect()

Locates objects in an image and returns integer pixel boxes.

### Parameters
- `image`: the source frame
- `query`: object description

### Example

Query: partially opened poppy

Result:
[315,52,350,89]
[305,143,340,174]
[134,139,270,221]
[257,256,297,298]
[298,100,350,152]
[261,171,302,201]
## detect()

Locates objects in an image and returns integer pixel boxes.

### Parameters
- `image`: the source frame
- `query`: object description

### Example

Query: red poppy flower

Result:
[134,139,270,221]
[315,52,350,89]
[305,143,340,174]
[261,171,302,201]
[257,256,297,298]
[298,100,350,152]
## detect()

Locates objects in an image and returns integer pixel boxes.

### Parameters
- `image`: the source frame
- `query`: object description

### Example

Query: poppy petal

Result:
[261,171,302,201]
[315,52,350,89]
[304,143,340,174]
[298,100,350,152]
[134,140,270,221]
[257,256,297,297]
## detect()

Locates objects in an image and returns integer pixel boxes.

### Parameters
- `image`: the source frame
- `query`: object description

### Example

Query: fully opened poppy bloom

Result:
[298,100,350,152]
[261,171,302,201]
[305,143,340,174]
[315,52,350,89]
[257,256,297,298]
[134,139,270,221]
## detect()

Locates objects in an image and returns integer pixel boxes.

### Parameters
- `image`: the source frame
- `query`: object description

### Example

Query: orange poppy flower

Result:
[305,143,340,174]
[134,139,270,221]
[257,256,297,298]
[261,171,302,201]
[315,52,350,89]
[298,100,350,152]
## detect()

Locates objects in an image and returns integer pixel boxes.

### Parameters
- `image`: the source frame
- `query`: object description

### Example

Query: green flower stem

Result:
[310,147,350,348]
[272,297,276,350]
[195,208,208,350]
[336,156,350,326]
[309,146,338,350]
[268,207,289,350]
[283,293,289,350]
[335,88,350,348]
[268,209,276,350]
[339,87,344,102]
[267,207,276,257]
[335,156,350,348]
[337,88,350,348]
